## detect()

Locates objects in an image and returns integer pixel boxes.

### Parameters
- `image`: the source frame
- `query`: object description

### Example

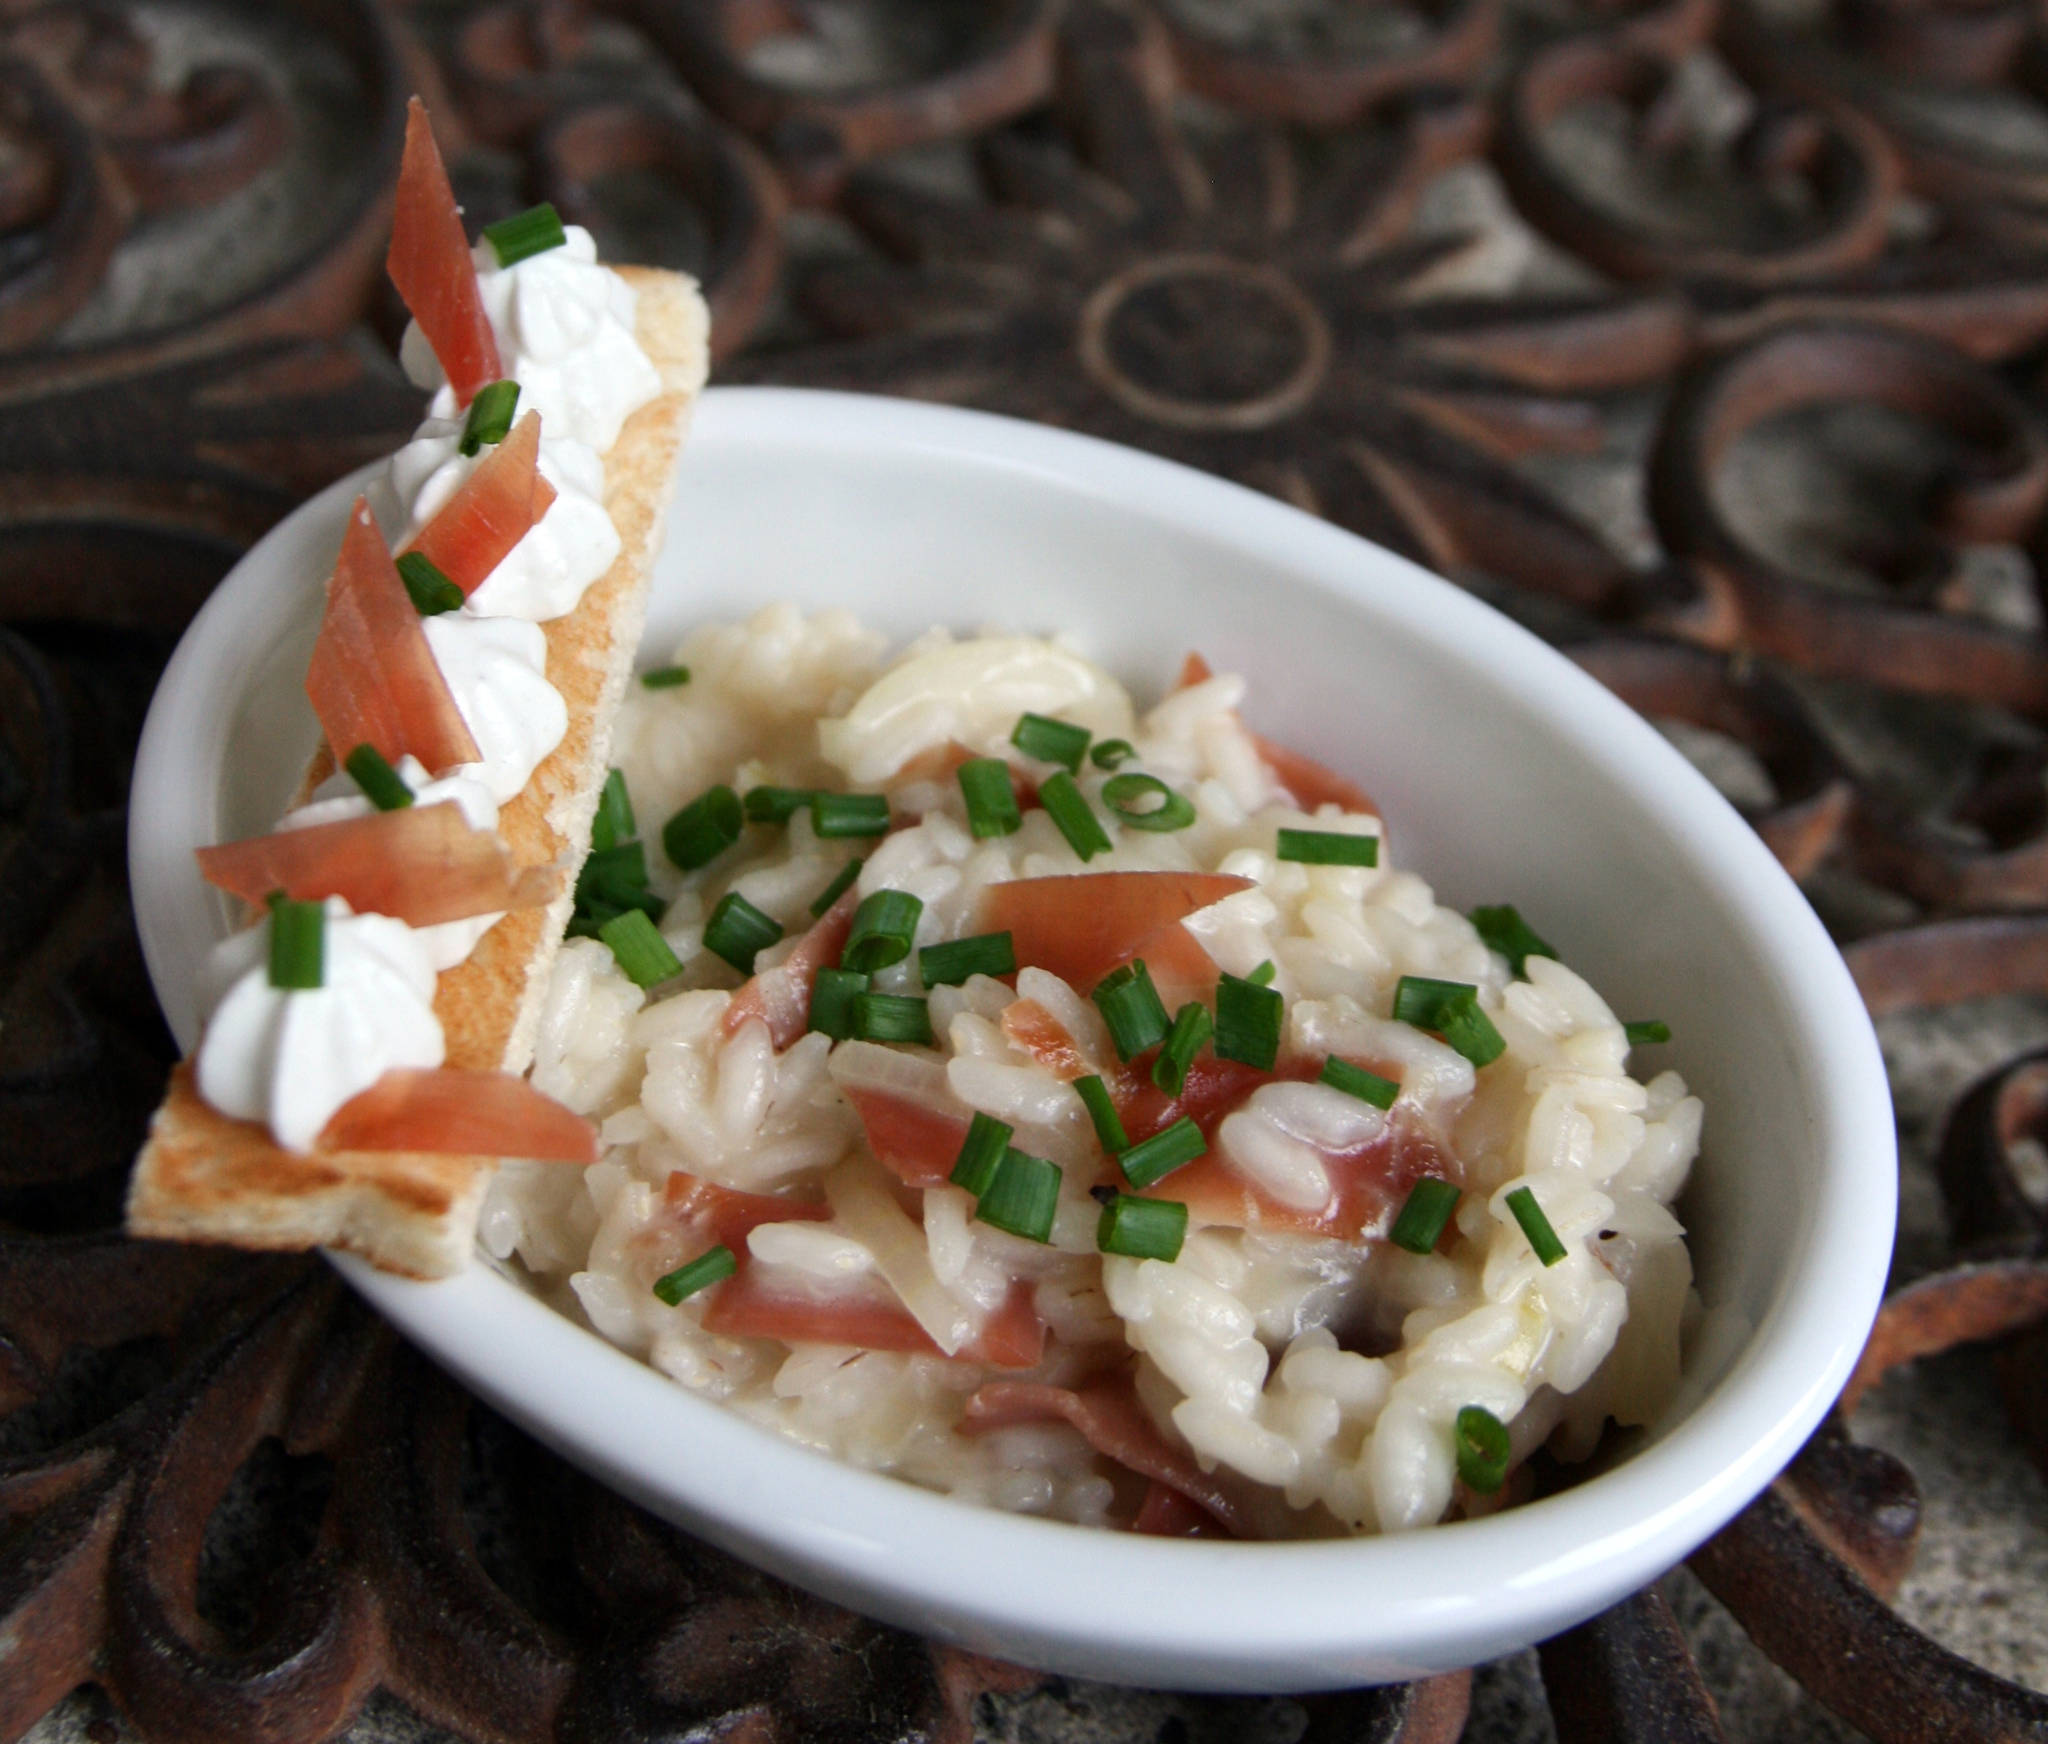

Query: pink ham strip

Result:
[720,885,860,1049]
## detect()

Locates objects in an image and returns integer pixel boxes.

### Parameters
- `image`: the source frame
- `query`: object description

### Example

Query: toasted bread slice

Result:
[127,266,709,1279]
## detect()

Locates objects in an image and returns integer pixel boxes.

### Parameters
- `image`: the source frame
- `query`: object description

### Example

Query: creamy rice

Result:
[479,604,1703,1537]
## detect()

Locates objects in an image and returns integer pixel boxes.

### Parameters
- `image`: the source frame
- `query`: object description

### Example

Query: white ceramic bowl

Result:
[131,386,1895,1693]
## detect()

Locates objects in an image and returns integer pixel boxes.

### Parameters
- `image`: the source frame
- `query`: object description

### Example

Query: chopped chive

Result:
[1389,1178,1460,1254]
[1075,1074,1129,1153]
[599,909,682,987]
[483,201,567,266]
[807,966,868,1040]
[1152,1001,1213,1097]
[662,784,742,871]
[1504,1185,1567,1266]
[591,767,635,853]
[1470,904,1556,978]
[850,992,933,1045]
[1102,773,1196,833]
[1320,1056,1399,1110]
[1118,1117,1206,1190]
[653,1244,736,1306]
[808,856,863,917]
[1093,959,1171,1061]
[842,889,923,974]
[1624,1019,1671,1047]
[396,550,463,615]
[267,895,324,990]
[1246,959,1277,988]
[811,792,891,838]
[1455,1404,1511,1494]
[703,891,784,975]
[458,379,519,455]
[1090,738,1135,771]
[641,664,691,689]
[1391,976,1506,1069]
[575,841,651,913]
[975,1148,1062,1242]
[919,930,1016,987]
[1097,1193,1188,1261]
[744,785,814,825]
[1215,972,1282,1070]
[1040,771,1111,861]
[344,743,412,812]
[1276,828,1379,867]
[957,757,1022,838]
[949,1111,1013,1197]
[1011,712,1090,772]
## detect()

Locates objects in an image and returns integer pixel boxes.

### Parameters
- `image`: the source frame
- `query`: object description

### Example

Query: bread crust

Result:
[126,266,709,1279]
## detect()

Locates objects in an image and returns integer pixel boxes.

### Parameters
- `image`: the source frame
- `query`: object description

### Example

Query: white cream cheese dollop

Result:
[400,226,660,453]
[196,898,445,1153]
[280,757,507,971]
[421,614,567,803]
[374,418,620,623]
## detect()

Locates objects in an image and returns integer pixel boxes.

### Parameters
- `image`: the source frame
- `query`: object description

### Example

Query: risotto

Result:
[477,605,1703,1538]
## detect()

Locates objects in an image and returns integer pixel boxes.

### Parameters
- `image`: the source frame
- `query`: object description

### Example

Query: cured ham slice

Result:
[400,410,558,596]
[317,1068,597,1160]
[722,886,859,1049]
[842,1087,971,1188]
[960,1380,1250,1537]
[196,802,559,926]
[999,1000,1092,1081]
[977,871,1251,995]
[1133,1481,1226,1537]
[1177,653,1377,817]
[305,496,481,774]
[663,1170,829,1250]
[703,1265,1046,1368]
[387,97,501,407]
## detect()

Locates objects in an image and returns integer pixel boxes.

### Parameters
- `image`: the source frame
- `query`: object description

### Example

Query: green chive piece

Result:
[1215,972,1282,1070]
[483,201,567,266]
[1246,960,1277,988]
[653,1244,737,1306]
[1093,959,1171,1061]
[1102,773,1196,833]
[807,966,868,1040]
[812,792,891,838]
[1624,1019,1671,1047]
[1075,1074,1129,1153]
[576,841,652,914]
[599,909,682,987]
[703,891,784,975]
[1011,712,1090,773]
[919,930,1016,987]
[1276,828,1379,867]
[641,664,691,689]
[1039,771,1112,861]
[808,857,863,917]
[1090,738,1136,771]
[1455,1404,1511,1494]
[1389,1178,1460,1254]
[1470,904,1556,978]
[591,768,635,853]
[1504,1185,1567,1266]
[458,379,519,456]
[1097,1193,1188,1261]
[396,550,463,615]
[851,991,933,1045]
[1152,1001,1213,1097]
[344,743,413,811]
[1321,1056,1399,1109]
[744,785,814,825]
[949,1111,1013,1197]
[1391,976,1506,1069]
[975,1148,1062,1242]
[662,784,742,871]
[957,757,1022,838]
[843,889,923,974]
[266,895,325,990]
[1119,1117,1206,1190]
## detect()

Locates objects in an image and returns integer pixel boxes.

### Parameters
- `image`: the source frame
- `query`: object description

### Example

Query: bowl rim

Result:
[132,384,1896,1690]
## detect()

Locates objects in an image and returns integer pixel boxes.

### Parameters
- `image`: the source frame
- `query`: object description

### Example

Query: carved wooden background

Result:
[5,0,2048,1739]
